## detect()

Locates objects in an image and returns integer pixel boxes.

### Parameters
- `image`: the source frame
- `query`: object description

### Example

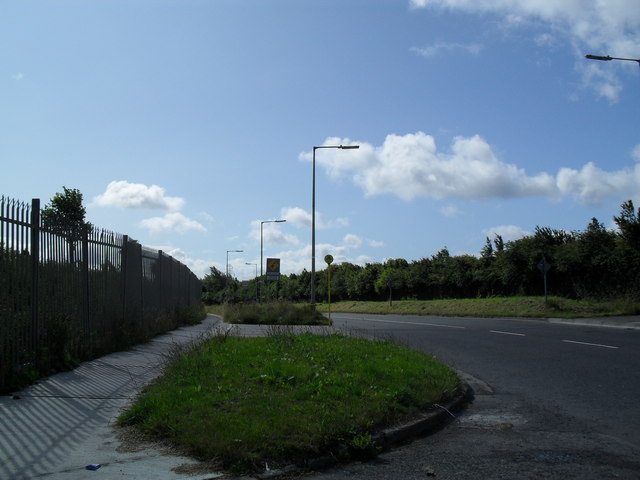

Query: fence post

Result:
[81,224,90,342]
[30,199,40,351]
[158,250,163,314]
[121,235,128,330]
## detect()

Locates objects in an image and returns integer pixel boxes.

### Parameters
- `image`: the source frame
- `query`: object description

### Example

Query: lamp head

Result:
[585,54,612,61]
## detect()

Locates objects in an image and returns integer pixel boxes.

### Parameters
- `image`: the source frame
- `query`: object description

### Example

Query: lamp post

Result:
[585,54,640,66]
[246,262,258,301]
[260,219,286,301]
[311,144,359,305]
[226,250,243,279]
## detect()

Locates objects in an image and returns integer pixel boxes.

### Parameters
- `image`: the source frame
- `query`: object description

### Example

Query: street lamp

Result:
[311,144,359,305]
[246,262,258,301]
[260,219,286,301]
[585,54,640,66]
[226,249,243,278]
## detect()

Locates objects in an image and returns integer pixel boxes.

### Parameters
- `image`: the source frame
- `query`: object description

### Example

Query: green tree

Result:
[41,187,91,264]
[480,237,494,262]
[614,200,640,248]
[42,187,90,239]
[406,258,430,299]
[355,263,383,300]
[374,259,408,298]
[202,266,227,304]
[571,218,618,297]
[328,262,361,301]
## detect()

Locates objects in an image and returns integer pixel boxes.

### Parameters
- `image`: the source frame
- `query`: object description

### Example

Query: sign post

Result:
[325,254,333,326]
[265,258,280,301]
[537,257,551,303]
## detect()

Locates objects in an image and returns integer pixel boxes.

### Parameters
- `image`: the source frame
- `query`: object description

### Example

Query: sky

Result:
[2,0,639,280]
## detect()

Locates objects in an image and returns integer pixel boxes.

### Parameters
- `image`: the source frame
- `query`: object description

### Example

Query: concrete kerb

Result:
[252,384,473,480]
[546,316,640,330]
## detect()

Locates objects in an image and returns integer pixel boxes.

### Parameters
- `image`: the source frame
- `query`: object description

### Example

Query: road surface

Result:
[300,313,640,479]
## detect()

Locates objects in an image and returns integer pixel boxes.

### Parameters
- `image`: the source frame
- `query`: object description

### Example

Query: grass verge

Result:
[118,330,462,474]
[315,296,640,318]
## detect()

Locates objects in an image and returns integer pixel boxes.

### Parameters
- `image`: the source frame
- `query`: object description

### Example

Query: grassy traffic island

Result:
[118,321,463,474]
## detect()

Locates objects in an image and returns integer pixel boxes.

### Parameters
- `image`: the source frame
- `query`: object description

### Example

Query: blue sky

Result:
[2,0,639,280]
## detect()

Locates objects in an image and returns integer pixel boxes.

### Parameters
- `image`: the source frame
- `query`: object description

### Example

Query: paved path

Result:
[0,315,226,480]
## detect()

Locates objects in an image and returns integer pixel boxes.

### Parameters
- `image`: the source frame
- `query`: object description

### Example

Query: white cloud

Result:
[280,206,349,230]
[246,229,377,278]
[411,42,483,58]
[273,242,361,276]
[368,239,385,248]
[12,73,25,81]
[556,162,640,206]
[343,233,363,249]
[198,212,214,223]
[139,212,206,234]
[631,144,640,162]
[298,139,373,181]
[441,204,464,217]
[409,0,640,102]
[312,132,558,202]
[249,219,300,246]
[280,207,311,227]
[93,180,185,211]
[483,225,530,243]
[160,247,215,278]
[311,132,640,206]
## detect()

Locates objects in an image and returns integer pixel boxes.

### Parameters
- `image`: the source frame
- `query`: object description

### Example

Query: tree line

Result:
[202,200,640,304]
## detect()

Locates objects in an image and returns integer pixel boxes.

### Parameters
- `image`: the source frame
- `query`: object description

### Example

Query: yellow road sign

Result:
[266,258,280,273]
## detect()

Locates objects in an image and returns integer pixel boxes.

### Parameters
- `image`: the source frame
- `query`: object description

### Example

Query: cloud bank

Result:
[305,133,640,206]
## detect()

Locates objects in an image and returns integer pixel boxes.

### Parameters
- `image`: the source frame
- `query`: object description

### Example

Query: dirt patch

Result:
[115,425,224,476]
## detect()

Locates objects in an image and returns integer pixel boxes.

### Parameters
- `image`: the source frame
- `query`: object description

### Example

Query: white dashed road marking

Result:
[562,339,619,349]
[490,330,525,337]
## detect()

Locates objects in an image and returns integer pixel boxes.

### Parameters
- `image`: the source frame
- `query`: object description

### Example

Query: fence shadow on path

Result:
[0,318,218,479]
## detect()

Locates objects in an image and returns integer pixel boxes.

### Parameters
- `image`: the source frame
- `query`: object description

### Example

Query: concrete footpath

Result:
[0,315,226,480]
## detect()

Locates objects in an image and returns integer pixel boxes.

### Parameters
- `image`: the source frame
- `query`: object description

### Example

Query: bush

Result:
[223,302,328,325]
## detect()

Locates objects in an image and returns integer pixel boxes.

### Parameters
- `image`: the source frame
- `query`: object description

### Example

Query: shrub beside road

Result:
[313,296,639,318]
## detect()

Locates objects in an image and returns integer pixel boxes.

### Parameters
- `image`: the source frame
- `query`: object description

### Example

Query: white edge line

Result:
[562,339,619,349]
[337,316,466,329]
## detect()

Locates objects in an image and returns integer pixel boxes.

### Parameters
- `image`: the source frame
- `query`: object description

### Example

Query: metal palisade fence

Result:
[0,195,202,389]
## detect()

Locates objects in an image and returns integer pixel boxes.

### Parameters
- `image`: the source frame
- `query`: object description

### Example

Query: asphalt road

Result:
[297,314,640,480]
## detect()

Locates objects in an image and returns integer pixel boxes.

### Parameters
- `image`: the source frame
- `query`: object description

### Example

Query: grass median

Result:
[118,327,462,474]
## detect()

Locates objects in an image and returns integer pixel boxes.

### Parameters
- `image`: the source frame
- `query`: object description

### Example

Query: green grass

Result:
[315,296,640,318]
[118,330,462,473]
